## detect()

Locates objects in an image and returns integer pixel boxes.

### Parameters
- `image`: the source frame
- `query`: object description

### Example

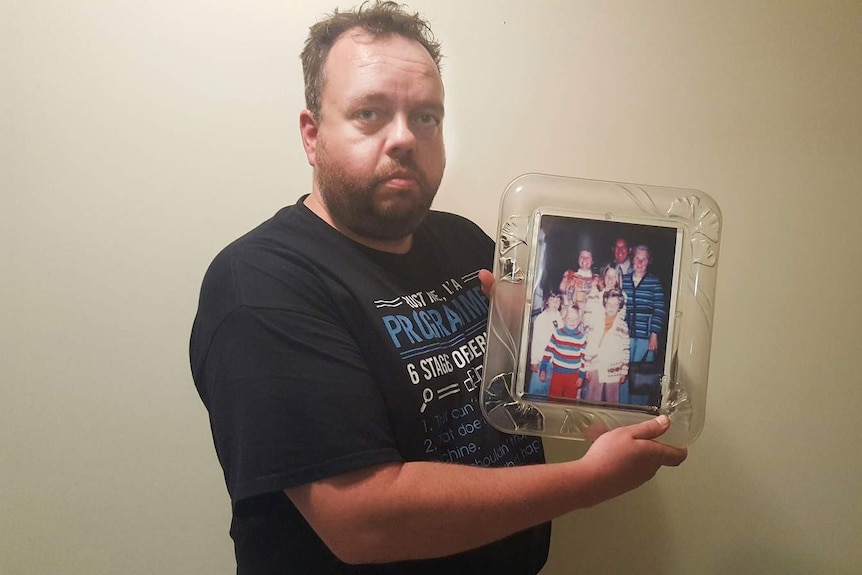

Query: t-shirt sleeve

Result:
[200,267,403,505]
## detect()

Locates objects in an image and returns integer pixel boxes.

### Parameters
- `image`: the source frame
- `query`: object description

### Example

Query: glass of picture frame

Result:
[480,173,722,447]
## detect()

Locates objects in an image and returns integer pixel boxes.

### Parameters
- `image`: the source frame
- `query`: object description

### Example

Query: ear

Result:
[299,109,319,166]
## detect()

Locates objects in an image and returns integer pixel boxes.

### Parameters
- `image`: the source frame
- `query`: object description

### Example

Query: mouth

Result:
[380,171,420,190]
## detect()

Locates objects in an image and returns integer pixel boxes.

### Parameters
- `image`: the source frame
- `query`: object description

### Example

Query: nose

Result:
[384,114,416,160]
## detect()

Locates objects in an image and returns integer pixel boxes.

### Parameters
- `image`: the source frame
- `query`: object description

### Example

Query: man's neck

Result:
[303,193,413,254]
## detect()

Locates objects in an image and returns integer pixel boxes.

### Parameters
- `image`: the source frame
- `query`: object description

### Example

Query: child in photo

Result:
[539,304,586,399]
[528,292,563,395]
[583,289,630,404]
[582,264,627,332]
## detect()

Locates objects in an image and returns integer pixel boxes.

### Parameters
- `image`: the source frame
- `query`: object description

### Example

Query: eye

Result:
[356,109,378,122]
[413,113,441,127]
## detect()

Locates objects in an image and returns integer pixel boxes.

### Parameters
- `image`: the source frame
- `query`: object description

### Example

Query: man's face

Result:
[578,251,593,272]
[613,239,629,264]
[308,30,446,241]
[633,248,650,275]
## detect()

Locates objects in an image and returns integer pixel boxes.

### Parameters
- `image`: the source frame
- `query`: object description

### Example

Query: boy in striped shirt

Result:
[538,304,587,398]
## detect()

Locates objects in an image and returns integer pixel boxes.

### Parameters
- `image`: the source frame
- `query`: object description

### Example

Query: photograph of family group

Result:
[524,214,681,410]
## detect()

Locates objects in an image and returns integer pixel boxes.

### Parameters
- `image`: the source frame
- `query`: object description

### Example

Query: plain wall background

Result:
[3,1,860,573]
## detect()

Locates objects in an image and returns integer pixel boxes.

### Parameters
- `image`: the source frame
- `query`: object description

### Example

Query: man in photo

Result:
[612,237,632,276]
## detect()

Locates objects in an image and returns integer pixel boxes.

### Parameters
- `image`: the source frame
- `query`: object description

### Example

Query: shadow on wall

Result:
[711,548,835,575]
[539,429,841,575]
[543,435,673,575]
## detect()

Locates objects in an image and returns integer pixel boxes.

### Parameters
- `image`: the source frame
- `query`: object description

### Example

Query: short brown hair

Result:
[301,1,442,118]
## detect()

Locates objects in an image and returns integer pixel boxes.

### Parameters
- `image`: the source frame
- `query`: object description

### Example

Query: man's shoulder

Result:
[199,203,325,307]
[215,198,345,268]
[417,210,494,258]
[191,203,341,371]
[217,203,305,258]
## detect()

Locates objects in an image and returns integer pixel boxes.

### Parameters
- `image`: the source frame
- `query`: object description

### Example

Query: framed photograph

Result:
[481,174,722,447]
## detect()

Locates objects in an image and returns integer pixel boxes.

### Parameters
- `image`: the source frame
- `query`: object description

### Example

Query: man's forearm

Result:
[288,458,589,564]
[286,416,685,565]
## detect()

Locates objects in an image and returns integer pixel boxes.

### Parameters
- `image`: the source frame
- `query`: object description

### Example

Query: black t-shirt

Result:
[190,197,550,574]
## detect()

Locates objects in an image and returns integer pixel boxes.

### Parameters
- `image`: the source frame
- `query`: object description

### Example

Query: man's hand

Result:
[578,415,687,506]
[648,333,659,352]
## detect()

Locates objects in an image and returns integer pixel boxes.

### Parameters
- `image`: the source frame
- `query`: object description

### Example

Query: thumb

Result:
[478,269,495,298]
[630,414,672,440]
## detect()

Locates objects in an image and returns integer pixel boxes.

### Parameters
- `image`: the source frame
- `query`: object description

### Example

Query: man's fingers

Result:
[631,414,672,440]
[660,445,688,466]
[629,415,688,465]
[478,269,494,298]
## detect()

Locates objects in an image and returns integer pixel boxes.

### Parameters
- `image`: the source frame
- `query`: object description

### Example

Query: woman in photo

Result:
[621,245,666,405]
[583,289,630,404]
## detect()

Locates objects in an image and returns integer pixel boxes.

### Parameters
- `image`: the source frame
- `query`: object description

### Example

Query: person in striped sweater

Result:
[538,303,587,398]
[621,245,667,405]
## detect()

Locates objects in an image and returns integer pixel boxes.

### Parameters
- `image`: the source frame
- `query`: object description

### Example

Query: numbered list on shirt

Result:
[375,269,540,467]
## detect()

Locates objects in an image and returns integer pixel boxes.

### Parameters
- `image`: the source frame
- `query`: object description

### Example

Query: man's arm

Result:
[285,415,686,565]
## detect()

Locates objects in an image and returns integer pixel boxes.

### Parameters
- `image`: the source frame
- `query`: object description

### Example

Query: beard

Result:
[314,143,442,241]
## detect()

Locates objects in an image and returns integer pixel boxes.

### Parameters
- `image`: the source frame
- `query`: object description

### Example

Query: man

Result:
[190,3,686,573]
[559,249,599,308]
[612,237,632,276]
[621,245,667,405]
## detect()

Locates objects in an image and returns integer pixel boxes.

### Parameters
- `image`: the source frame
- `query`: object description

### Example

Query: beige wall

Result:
[3,1,860,573]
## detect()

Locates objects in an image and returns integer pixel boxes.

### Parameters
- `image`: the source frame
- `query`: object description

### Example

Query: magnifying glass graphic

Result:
[420,388,433,413]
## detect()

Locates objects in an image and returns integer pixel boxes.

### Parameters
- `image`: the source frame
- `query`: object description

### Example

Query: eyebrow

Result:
[346,92,445,115]
[347,92,389,106]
